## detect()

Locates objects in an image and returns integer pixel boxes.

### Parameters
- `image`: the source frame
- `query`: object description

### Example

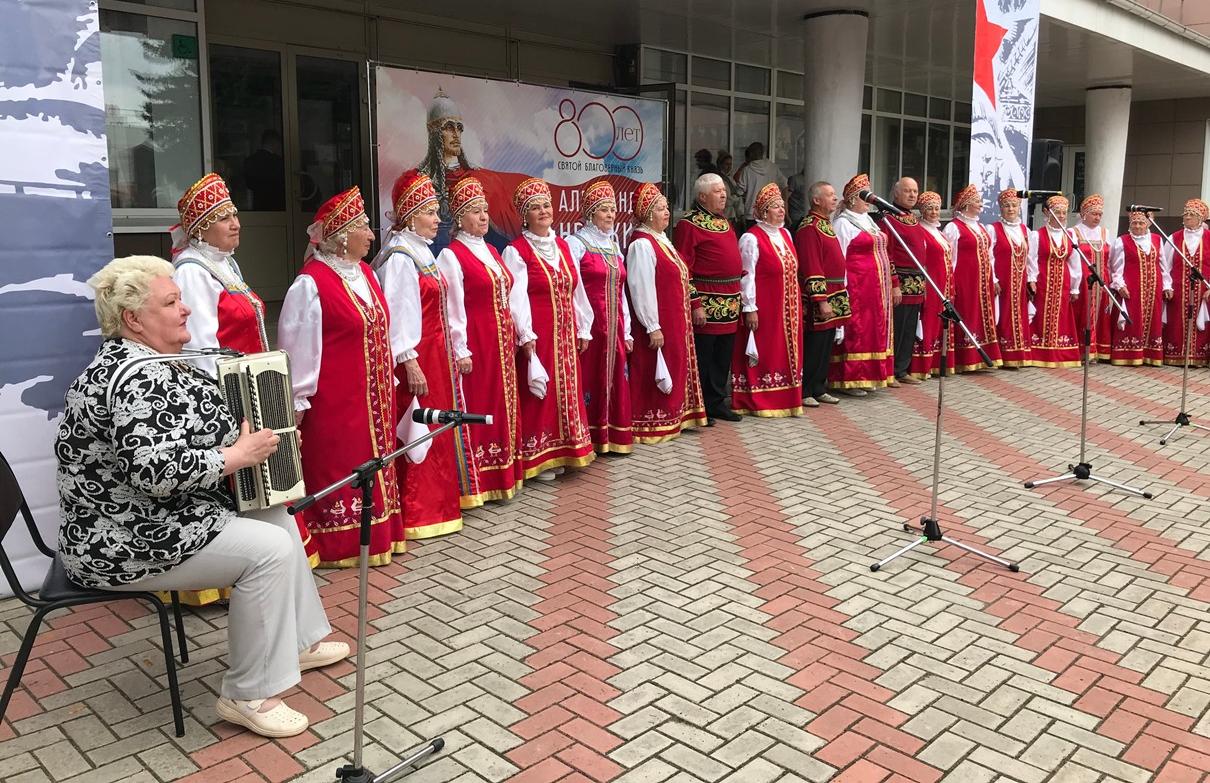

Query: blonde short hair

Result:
[88,255,175,338]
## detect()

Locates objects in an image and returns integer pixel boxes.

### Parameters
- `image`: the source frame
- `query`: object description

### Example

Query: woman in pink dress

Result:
[435,177,533,505]
[567,179,634,454]
[828,174,895,394]
[992,188,1032,368]
[908,191,955,379]
[943,184,1002,372]
[503,177,595,480]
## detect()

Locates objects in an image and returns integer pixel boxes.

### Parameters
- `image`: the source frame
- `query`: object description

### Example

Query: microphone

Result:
[857,189,908,216]
[1015,189,1062,198]
[412,407,493,425]
[1128,204,1164,213]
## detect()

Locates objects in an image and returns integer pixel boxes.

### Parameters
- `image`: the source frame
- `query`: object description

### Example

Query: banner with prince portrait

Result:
[374,67,667,253]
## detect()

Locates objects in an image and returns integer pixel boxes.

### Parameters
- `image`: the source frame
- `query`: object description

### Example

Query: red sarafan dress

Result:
[626,227,708,442]
[909,221,954,378]
[1028,227,1082,367]
[375,230,464,539]
[1107,232,1166,366]
[731,222,803,416]
[829,210,894,389]
[1071,224,1113,360]
[279,257,406,567]
[569,226,634,454]
[1161,228,1210,366]
[943,216,1002,371]
[992,220,1032,367]
[437,233,526,505]
[504,231,595,478]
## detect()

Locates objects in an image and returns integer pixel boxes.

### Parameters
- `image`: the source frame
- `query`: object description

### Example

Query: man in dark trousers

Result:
[795,181,851,407]
[878,177,927,384]
[675,173,744,422]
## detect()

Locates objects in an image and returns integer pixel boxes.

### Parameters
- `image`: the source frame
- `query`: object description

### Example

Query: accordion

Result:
[216,350,305,511]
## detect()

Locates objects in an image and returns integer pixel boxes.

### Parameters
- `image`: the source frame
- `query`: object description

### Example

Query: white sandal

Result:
[215,697,310,738]
[299,640,350,672]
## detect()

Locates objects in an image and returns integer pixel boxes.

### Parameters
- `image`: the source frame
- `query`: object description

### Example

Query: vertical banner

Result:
[969,0,1041,221]
[374,68,666,253]
[0,0,112,590]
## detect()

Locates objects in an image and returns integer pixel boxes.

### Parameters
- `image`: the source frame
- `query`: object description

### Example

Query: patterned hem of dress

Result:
[998,358,1032,368]
[828,378,893,390]
[521,452,596,480]
[1028,359,1084,368]
[460,481,524,508]
[1107,358,1164,367]
[952,359,1004,373]
[1161,359,1209,367]
[730,406,804,418]
[318,541,407,569]
[593,442,635,455]
[404,517,464,540]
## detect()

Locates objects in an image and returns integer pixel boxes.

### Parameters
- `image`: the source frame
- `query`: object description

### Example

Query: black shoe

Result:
[705,417,716,427]
[711,409,742,422]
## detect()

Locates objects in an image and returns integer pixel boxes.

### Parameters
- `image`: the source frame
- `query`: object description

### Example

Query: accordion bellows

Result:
[216,351,305,511]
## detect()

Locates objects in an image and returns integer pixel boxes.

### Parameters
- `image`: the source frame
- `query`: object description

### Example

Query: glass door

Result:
[285,53,365,269]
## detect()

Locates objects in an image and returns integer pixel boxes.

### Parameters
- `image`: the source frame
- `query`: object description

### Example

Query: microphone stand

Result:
[1138,215,1210,445]
[289,421,461,783]
[870,211,1018,574]
[1023,208,1151,498]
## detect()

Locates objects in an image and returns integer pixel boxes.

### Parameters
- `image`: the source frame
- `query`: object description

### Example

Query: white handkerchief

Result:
[1162,300,1168,326]
[1198,301,1209,331]
[745,332,759,366]
[915,318,923,341]
[994,298,1000,326]
[834,325,845,344]
[655,348,673,394]
[1028,301,1037,323]
[528,354,549,398]
[396,397,432,464]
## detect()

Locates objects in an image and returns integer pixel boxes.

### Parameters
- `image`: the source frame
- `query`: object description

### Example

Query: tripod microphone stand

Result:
[289,416,470,782]
[870,211,1018,574]
[1138,214,1210,445]
[1023,207,1151,498]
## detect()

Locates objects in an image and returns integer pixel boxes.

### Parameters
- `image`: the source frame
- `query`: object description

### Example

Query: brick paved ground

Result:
[2,363,1210,783]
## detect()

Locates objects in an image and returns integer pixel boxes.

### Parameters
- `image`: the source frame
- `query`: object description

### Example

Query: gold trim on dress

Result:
[405,517,464,540]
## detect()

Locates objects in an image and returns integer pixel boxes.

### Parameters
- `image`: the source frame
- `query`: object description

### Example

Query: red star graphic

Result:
[973,0,1007,108]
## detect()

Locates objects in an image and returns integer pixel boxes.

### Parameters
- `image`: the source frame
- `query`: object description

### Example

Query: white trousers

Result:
[109,506,331,700]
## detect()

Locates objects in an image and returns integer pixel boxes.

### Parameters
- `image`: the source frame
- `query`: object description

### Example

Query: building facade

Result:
[101,0,1210,300]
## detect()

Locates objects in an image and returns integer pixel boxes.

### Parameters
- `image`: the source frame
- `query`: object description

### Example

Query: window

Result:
[929,98,951,122]
[692,57,731,90]
[777,70,802,101]
[952,132,970,197]
[775,102,804,175]
[643,49,687,84]
[209,46,284,212]
[689,92,729,175]
[904,93,927,118]
[901,120,926,188]
[860,114,871,174]
[733,98,769,162]
[735,64,770,95]
[877,88,901,114]
[926,124,951,198]
[101,10,203,209]
[875,116,900,192]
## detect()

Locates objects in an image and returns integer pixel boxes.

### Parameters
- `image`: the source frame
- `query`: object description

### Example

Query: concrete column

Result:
[1084,85,1131,224]
[802,9,869,190]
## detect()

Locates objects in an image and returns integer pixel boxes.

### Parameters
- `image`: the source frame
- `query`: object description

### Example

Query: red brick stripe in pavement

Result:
[695,424,943,783]
[959,372,1210,602]
[968,370,1210,496]
[505,467,626,783]
[875,386,1210,779]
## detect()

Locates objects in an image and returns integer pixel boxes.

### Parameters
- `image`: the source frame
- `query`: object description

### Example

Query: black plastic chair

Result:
[0,450,189,737]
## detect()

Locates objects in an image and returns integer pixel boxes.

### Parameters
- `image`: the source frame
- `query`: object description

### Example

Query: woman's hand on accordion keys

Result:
[221,419,280,476]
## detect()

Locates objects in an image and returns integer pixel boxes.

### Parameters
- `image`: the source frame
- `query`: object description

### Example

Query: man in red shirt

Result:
[675,174,744,422]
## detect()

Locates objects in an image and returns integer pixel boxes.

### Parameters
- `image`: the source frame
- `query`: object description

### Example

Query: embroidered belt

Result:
[698,292,741,323]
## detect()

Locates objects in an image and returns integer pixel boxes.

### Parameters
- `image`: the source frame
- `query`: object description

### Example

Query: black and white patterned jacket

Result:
[55,339,239,587]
